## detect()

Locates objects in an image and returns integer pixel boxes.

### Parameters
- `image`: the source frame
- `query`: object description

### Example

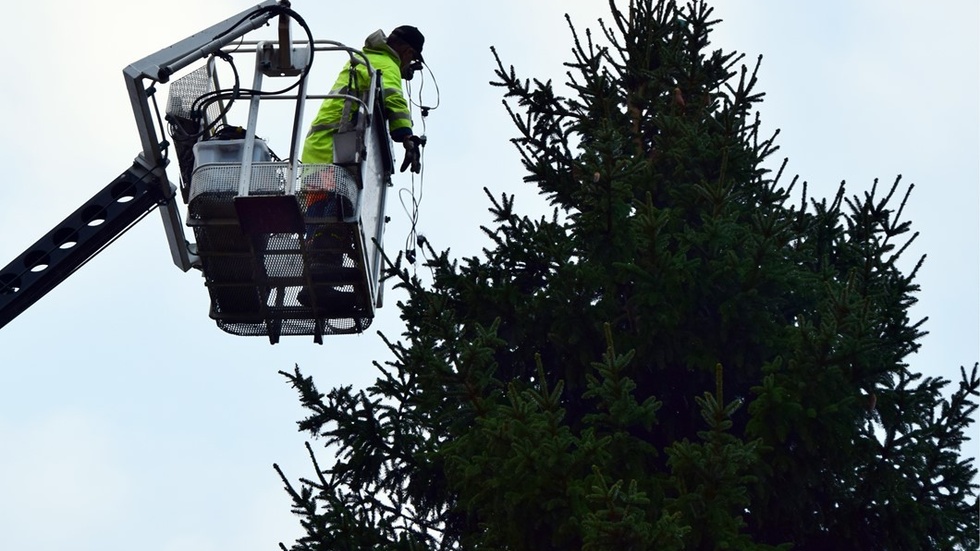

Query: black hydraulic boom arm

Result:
[0,163,169,330]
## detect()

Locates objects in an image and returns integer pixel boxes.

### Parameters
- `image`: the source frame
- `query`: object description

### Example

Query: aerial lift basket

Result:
[166,42,393,344]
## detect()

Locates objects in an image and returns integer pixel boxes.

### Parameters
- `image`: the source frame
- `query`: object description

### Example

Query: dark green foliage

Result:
[277,1,979,549]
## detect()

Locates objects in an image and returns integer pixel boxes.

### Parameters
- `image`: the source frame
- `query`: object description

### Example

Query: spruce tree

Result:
[276,1,980,549]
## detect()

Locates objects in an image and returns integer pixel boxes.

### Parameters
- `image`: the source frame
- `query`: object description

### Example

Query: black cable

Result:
[164,52,241,145]
[400,62,440,267]
[400,170,423,266]
[408,61,441,117]
[176,3,316,143]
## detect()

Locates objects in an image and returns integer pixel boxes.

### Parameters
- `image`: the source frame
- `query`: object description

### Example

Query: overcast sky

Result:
[0,1,976,550]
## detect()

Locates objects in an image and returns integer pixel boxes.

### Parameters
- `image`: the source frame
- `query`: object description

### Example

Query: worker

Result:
[297,26,425,309]
[299,24,424,237]
[302,25,425,172]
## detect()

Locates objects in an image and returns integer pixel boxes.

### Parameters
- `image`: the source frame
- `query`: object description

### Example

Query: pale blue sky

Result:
[0,1,976,550]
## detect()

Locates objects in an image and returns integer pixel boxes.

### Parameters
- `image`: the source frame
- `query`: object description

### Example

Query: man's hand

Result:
[400,135,424,173]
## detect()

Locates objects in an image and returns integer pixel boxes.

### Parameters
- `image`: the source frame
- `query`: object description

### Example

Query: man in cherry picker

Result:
[297,25,425,307]
[301,25,424,209]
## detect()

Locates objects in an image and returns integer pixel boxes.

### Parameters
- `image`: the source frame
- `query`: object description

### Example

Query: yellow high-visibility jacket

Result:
[301,30,413,164]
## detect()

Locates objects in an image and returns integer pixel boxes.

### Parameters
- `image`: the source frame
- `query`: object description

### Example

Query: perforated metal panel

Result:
[165,64,221,124]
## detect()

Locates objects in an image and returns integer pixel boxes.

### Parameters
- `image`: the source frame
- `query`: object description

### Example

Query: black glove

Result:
[400,135,423,174]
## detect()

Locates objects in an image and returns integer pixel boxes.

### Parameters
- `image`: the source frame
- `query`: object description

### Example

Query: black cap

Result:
[390,25,425,62]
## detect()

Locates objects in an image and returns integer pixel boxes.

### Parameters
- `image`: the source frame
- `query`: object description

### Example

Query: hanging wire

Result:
[399,62,440,269]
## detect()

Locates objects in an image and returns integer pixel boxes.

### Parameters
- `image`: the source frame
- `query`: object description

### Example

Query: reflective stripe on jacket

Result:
[301,30,411,164]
